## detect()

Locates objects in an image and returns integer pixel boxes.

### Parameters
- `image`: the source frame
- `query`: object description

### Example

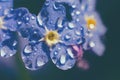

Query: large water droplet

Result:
[24,45,32,54]
[60,55,66,64]
[36,55,48,67]
[57,18,63,28]
[67,48,74,58]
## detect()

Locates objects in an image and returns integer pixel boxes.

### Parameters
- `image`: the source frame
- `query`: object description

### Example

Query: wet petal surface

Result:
[50,43,76,70]
[60,21,85,45]
[0,30,17,58]
[21,42,49,70]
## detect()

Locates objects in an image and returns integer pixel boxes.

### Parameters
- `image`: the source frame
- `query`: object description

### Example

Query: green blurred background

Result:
[0,0,120,80]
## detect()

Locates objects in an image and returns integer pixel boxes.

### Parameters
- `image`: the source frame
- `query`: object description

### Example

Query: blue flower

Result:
[74,0,107,56]
[21,1,85,70]
[0,0,106,70]
[0,0,18,58]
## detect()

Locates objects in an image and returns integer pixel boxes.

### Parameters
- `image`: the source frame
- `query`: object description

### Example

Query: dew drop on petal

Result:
[24,45,33,54]
[75,30,81,36]
[89,41,95,48]
[64,34,71,40]
[60,55,66,64]
[68,22,75,29]
[36,55,47,67]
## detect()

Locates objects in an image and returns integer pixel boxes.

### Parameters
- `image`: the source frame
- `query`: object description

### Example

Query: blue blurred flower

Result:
[76,0,107,56]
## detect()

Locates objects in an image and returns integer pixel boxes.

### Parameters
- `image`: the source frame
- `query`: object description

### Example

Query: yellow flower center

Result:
[45,31,59,46]
[85,16,96,30]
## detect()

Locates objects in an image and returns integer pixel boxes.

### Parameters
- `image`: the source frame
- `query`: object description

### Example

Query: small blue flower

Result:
[0,1,18,58]
[21,1,85,70]
[22,22,84,70]
[75,0,107,56]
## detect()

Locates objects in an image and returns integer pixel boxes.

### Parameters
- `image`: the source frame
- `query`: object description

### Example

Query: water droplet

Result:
[72,4,76,8]
[68,22,75,29]
[4,9,9,15]
[71,12,75,16]
[25,17,30,22]
[54,51,58,55]
[13,41,17,46]
[24,45,32,54]
[67,48,74,58]
[17,21,22,26]
[37,15,43,26]
[58,47,61,50]
[75,11,80,15]
[31,15,35,20]
[60,55,66,64]
[75,30,81,36]
[65,34,71,40]
[36,55,47,67]
[57,18,63,28]
[89,41,95,47]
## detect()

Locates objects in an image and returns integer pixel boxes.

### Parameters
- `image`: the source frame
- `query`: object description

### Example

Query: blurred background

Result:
[0,0,120,80]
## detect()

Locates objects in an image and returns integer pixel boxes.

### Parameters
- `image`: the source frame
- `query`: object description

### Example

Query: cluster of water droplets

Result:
[60,21,85,45]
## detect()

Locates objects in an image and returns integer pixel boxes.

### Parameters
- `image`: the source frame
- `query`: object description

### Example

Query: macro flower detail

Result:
[21,14,84,71]
[0,0,106,71]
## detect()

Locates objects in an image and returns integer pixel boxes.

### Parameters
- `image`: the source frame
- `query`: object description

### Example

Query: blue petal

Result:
[0,30,17,58]
[91,36,105,56]
[18,13,45,42]
[37,0,66,30]
[21,42,49,70]
[80,0,96,12]
[3,8,29,31]
[60,21,85,45]
[83,34,105,56]
[50,43,76,70]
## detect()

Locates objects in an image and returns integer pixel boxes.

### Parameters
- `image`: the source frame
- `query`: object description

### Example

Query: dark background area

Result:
[0,0,120,80]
